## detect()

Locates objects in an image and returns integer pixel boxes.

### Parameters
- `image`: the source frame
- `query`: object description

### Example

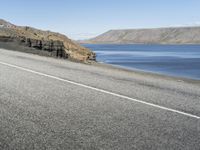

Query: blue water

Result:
[83,44,200,80]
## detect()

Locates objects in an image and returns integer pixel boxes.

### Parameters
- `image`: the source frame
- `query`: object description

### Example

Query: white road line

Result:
[0,61,199,120]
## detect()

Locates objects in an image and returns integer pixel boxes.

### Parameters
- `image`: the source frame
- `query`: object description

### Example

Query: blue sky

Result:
[1,0,200,39]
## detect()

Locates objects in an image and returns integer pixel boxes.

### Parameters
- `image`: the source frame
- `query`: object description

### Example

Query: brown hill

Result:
[81,27,200,44]
[0,19,95,62]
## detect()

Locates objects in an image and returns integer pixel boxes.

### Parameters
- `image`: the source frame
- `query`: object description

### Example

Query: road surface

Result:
[0,48,199,149]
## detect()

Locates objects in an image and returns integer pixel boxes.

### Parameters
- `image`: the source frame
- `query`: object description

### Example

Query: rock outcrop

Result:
[81,26,200,44]
[0,19,95,62]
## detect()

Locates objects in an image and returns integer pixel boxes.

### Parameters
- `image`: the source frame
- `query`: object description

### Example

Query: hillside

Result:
[81,27,200,44]
[0,19,95,62]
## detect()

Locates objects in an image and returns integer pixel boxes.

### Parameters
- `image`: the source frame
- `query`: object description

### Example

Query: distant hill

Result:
[0,19,95,62]
[81,27,200,44]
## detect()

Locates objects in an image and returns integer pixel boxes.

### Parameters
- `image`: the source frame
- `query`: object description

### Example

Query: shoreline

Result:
[83,44,200,82]
[0,47,200,84]
[82,43,200,46]
[91,61,200,84]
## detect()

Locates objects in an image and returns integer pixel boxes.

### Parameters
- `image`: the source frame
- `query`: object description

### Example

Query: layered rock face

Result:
[0,36,67,58]
[0,19,95,62]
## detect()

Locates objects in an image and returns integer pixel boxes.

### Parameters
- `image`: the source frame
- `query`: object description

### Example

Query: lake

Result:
[83,44,200,80]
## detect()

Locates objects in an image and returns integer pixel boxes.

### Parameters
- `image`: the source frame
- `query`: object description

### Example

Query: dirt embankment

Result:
[0,19,96,62]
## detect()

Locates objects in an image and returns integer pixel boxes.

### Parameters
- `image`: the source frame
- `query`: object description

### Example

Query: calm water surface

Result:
[84,44,200,80]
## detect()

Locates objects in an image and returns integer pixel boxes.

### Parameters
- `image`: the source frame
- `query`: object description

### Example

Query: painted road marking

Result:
[0,61,199,120]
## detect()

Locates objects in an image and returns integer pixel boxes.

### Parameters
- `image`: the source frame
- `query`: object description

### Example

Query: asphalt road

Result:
[0,48,200,150]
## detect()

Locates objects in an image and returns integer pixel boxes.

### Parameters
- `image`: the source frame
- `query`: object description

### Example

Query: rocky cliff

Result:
[0,19,95,62]
[81,27,200,44]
